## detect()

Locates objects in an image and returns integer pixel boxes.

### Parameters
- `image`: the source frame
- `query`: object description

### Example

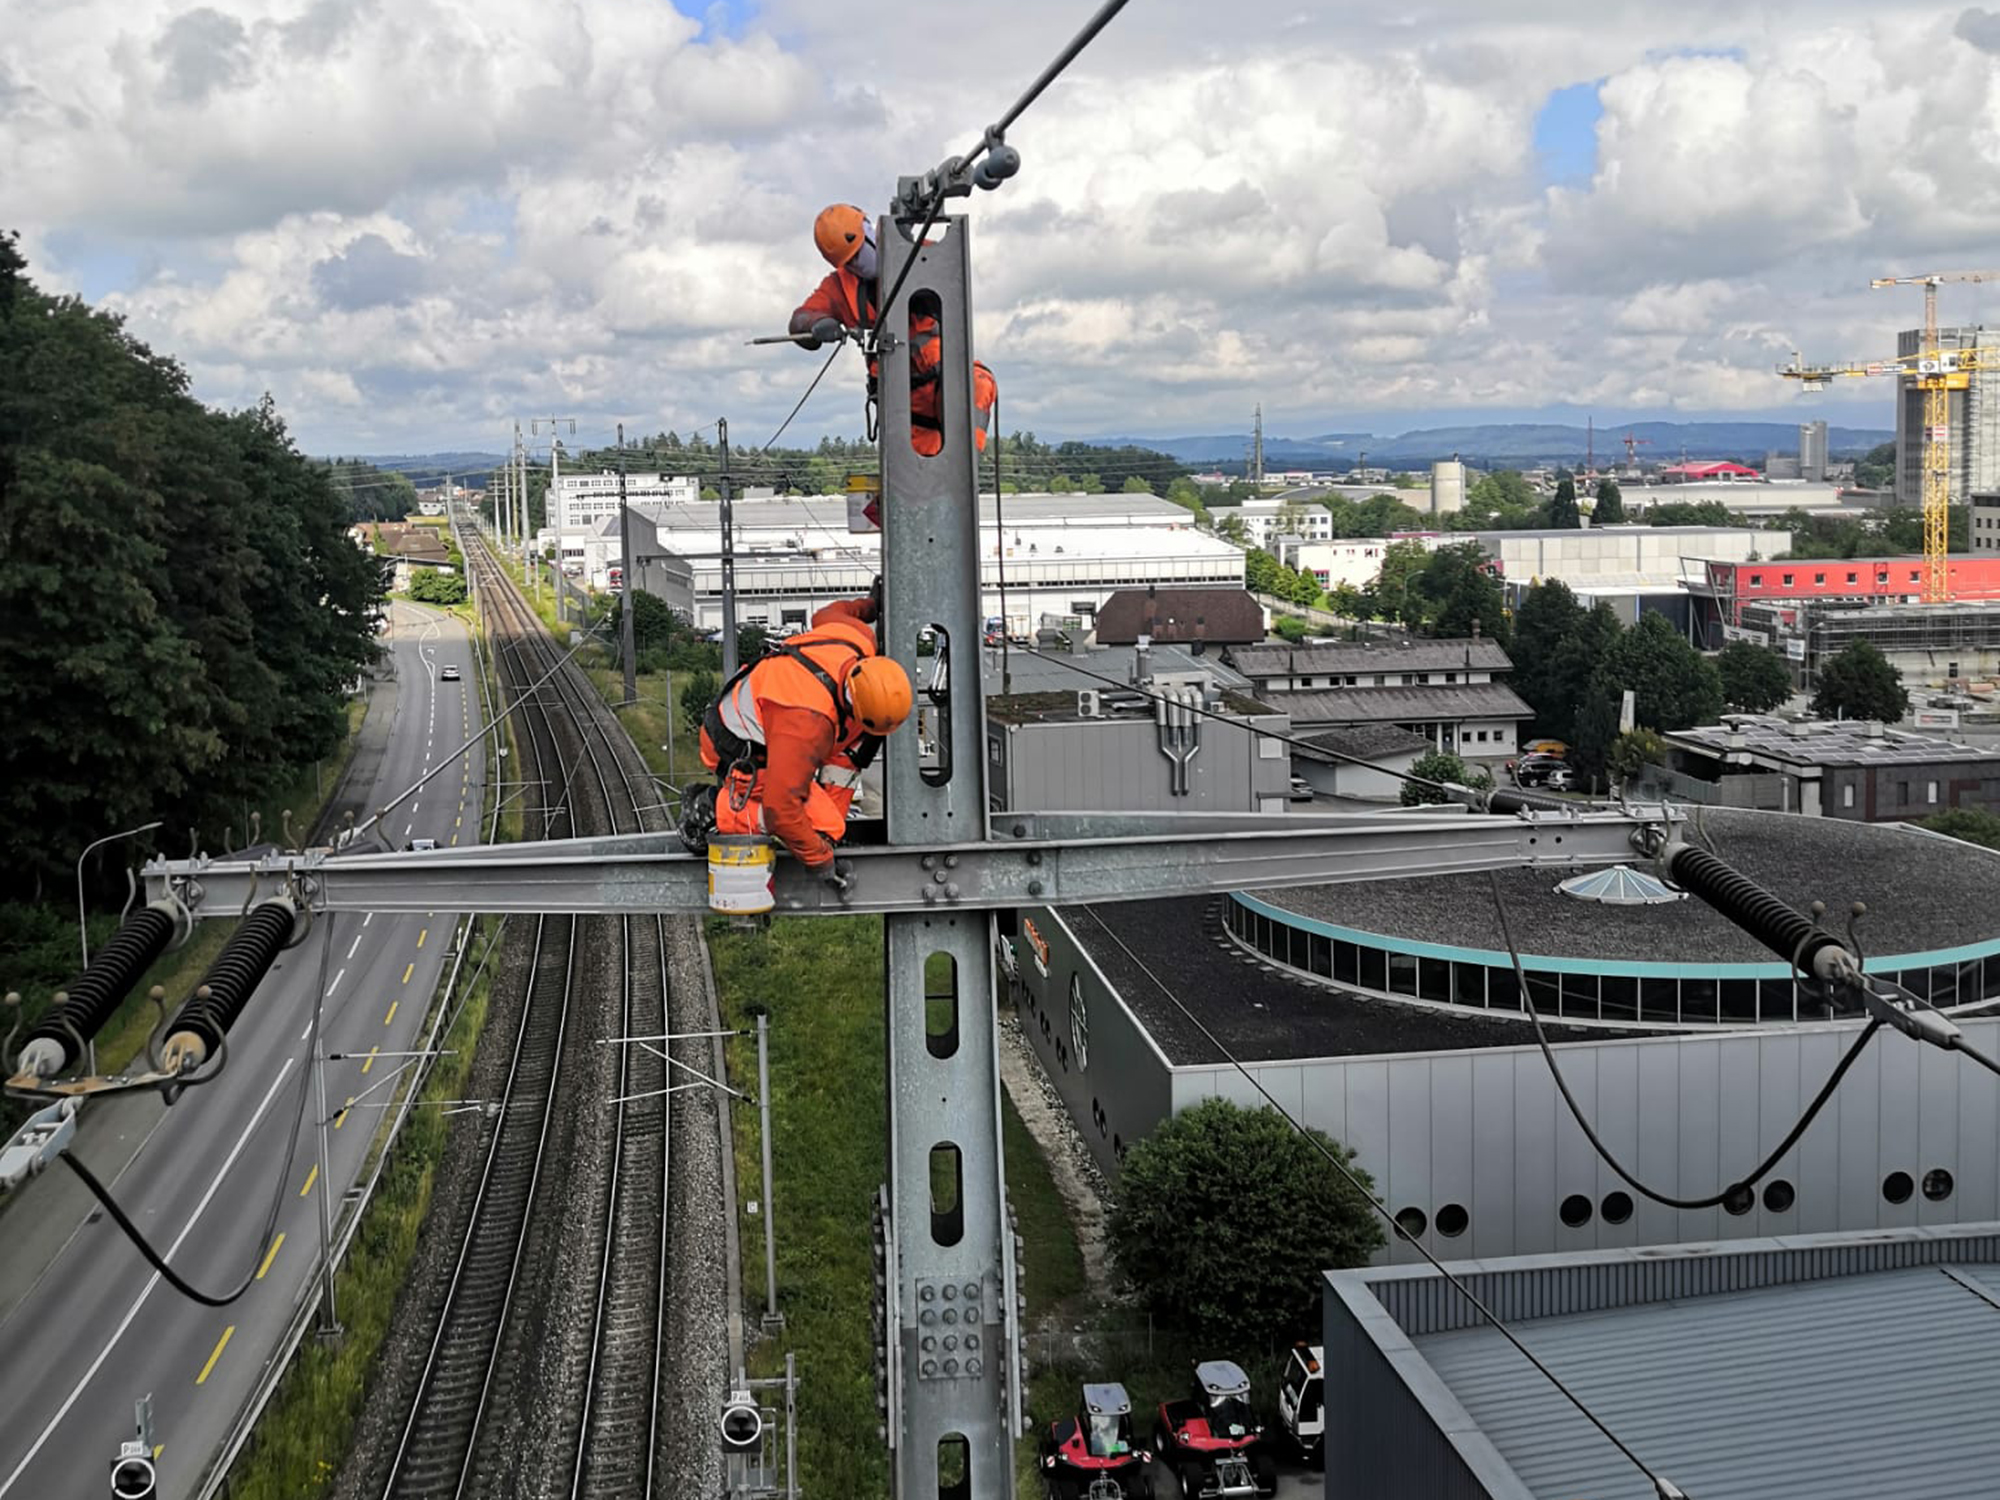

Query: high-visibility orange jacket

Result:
[790,267,997,456]
[699,598,880,868]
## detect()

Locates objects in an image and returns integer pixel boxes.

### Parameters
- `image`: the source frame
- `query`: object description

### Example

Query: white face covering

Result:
[849,225,878,282]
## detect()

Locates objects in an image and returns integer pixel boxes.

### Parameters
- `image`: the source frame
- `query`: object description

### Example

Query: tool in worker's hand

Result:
[747,332,820,345]
[747,325,850,347]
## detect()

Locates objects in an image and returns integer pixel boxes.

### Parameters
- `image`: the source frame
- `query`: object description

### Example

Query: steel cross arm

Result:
[141,806,1677,919]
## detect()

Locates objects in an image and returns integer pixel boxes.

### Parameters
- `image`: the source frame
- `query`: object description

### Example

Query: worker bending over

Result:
[791,204,998,462]
[695,594,912,890]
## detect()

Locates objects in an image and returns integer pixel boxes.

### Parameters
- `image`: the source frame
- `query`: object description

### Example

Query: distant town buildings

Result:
[1974,491,2000,553]
[1649,716,2000,820]
[550,470,699,534]
[1800,418,1830,482]
[1224,637,1529,757]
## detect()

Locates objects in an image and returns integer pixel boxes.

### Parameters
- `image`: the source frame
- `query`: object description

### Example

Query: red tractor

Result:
[1150,1360,1278,1499]
[1037,1382,1156,1499]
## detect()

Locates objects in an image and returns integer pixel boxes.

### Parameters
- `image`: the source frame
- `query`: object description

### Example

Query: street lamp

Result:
[77,819,164,1075]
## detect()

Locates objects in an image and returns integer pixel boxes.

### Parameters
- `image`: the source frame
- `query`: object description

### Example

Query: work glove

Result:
[863,573,884,623]
[810,317,845,349]
[818,858,856,897]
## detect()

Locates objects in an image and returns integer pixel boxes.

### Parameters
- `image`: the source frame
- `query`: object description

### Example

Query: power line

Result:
[1487,870,1885,1212]
[1073,903,1693,1500]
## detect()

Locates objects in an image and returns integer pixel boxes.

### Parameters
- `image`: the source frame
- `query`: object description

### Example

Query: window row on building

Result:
[1223,900,2000,1026]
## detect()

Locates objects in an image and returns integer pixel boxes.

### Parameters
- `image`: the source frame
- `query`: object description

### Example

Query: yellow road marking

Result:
[361,1047,379,1075]
[336,1098,353,1129]
[418,928,428,948]
[402,962,414,984]
[256,1233,285,1281]
[299,1165,318,1197]
[451,834,459,846]
[455,815,461,829]
[152,1446,162,1461]
[385,1000,399,1026]
[196,1326,235,1385]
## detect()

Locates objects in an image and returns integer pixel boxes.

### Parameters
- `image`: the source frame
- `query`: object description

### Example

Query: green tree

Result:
[1715,641,1792,712]
[1272,614,1310,643]
[1606,727,1666,787]
[1647,499,1735,526]
[1593,478,1625,524]
[1547,476,1581,529]
[1370,540,1433,626]
[1244,549,1283,595]
[407,567,468,605]
[1510,580,1588,739]
[1122,474,1155,494]
[1401,750,1490,806]
[1327,582,1368,620]
[737,622,770,664]
[1415,542,1510,647]
[1107,1099,1384,1346]
[1854,440,1896,491]
[0,241,383,898]
[679,669,719,734]
[1597,613,1724,733]
[606,589,689,654]
[1213,512,1250,545]
[1811,640,1908,723]
[1919,808,2000,851]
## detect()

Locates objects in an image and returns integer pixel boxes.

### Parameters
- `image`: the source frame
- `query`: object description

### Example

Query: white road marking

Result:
[347,936,361,960]
[0,1059,299,1497]
[328,968,345,995]
[363,912,374,927]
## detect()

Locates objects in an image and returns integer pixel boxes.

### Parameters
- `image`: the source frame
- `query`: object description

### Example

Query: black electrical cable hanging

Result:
[62,905,334,1307]
[1073,903,1691,1500]
[1487,870,1884,1212]
[761,342,847,453]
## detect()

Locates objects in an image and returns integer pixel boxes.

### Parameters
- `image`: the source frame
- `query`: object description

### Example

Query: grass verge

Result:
[710,916,1091,1499]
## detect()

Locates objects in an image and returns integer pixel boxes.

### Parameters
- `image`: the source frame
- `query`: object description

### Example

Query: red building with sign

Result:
[1694,556,2000,639]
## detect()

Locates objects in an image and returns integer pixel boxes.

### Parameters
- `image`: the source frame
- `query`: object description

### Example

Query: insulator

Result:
[1665,844,1841,974]
[21,901,180,1075]
[162,897,298,1071]
[1486,787,1576,816]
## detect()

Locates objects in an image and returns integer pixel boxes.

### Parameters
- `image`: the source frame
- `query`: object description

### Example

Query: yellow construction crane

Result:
[1781,269,2000,603]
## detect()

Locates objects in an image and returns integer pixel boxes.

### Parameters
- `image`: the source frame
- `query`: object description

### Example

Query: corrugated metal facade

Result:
[988,712,1292,814]
[1327,1227,2000,1500]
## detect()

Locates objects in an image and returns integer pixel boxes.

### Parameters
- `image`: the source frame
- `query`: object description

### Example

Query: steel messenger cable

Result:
[1072,903,1692,1500]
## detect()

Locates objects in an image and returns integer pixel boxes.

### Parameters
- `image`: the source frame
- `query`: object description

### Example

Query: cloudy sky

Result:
[10,0,2000,456]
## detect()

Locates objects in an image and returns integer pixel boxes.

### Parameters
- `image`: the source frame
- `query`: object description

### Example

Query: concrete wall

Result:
[1479,526,1762,588]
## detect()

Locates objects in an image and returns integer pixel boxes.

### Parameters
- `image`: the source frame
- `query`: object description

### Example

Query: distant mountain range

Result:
[1087,422,1895,467]
[351,420,1898,480]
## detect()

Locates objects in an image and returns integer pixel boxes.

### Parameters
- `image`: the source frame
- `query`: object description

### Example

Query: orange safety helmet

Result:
[846,656,914,735]
[814,204,870,270]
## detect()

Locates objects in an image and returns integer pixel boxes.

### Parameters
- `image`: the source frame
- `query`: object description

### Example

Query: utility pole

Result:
[874,209,1019,1500]
[617,423,637,704]
[533,414,578,595]
[719,417,740,680]
[1251,404,1264,486]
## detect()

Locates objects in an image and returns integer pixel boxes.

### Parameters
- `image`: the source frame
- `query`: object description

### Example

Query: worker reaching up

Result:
[688,591,912,891]
[790,204,998,463]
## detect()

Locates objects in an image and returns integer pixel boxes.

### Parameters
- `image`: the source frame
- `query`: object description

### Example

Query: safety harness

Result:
[702,634,864,785]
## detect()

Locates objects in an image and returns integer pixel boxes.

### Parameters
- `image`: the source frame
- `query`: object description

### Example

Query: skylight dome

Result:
[1555,865,1686,906]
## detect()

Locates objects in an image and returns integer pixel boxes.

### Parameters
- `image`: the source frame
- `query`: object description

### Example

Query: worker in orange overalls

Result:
[790,204,998,479]
[692,594,912,890]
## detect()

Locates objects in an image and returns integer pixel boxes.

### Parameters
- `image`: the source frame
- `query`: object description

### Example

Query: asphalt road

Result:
[0,601,484,1500]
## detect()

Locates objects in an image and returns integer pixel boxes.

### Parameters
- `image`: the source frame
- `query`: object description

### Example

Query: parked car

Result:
[1509,754,1569,789]
[1287,776,1315,803]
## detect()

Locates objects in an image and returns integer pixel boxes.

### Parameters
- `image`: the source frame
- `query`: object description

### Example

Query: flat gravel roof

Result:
[1255,809,2000,965]
[1071,897,1638,1066]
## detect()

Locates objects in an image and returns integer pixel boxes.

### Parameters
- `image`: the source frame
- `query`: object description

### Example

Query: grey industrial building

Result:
[1648,716,2000,819]
[1324,1223,2000,1500]
[1006,809,2000,1265]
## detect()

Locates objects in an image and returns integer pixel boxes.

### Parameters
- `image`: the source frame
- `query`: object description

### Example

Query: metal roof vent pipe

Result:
[1865,719,1885,739]
[1133,633,1152,686]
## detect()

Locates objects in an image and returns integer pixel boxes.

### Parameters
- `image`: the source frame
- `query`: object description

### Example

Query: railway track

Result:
[379,522,676,1499]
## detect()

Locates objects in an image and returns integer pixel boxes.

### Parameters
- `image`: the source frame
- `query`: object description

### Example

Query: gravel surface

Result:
[657,915,727,1500]
[998,1010,1113,1300]
[1262,808,2000,963]
[1076,897,1648,1065]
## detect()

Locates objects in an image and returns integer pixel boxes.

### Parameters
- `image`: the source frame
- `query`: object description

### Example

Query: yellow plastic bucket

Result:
[708,834,776,914]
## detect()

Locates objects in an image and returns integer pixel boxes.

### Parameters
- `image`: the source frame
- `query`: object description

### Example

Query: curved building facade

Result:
[1223,811,2000,1030]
